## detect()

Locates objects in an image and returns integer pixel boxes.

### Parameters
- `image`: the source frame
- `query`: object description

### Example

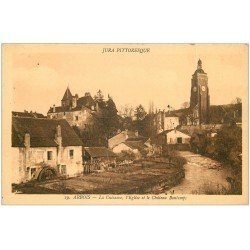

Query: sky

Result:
[6,44,248,115]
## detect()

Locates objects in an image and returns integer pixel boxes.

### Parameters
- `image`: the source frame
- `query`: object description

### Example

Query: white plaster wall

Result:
[166,130,190,144]
[61,146,83,176]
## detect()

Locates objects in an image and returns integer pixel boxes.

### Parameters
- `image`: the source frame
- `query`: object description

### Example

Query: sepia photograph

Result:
[2,43,248,204]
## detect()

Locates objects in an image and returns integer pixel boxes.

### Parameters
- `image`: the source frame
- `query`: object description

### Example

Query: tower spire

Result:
[197,59,202,69]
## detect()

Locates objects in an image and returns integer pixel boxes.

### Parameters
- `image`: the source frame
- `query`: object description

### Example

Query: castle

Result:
[47,87,97,131]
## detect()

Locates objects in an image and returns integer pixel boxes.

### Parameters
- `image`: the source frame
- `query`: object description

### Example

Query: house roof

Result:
[47,105,87,113]
[84,147,116,158]
[77,95,95,109]
[158,129,174,135]
[123,141,147,151]
[12,117,83,147]
[61,87,73,101]
[158,129,190,137]
[12,111,45,118]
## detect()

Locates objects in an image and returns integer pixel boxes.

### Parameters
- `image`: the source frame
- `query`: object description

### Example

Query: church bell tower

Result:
[190,59,210,124]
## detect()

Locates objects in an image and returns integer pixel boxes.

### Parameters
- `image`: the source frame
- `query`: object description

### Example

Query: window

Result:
[177,137,183,144]
[47,151,53,160]
[31,168,36,177]
[75,116,79,121]
[69,149,74,159]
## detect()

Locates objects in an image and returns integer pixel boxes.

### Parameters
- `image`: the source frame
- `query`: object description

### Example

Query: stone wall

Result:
[12,146,83,184]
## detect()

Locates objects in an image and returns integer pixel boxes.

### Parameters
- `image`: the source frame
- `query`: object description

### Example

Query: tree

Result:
[133,104,147,135]
[148,101,155,114]
[134,104,147,121]
[118,104,134,118]
[181,101,190,109]
[105,95,120,137]
[215,124,242,169]
[122,116,135,130]
[231,97,242,104]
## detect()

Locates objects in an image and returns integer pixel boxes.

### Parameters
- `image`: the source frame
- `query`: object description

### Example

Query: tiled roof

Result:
[12,111,45,118]
[77,95,95,109]
[47,105,83,113]
[61,87,73,101]
[84,147,116,158]
[123,141,147,151]
[12,117,83,147]
[158,129,174,135]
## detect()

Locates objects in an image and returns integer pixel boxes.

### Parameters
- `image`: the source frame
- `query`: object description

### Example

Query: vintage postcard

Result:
[1,44,248,205]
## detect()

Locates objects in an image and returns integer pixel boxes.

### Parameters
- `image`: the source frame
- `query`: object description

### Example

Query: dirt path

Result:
[169,151,233,194]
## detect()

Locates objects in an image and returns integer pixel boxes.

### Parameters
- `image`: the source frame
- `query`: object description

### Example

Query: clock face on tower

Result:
[201,86,206,92]
[193,86,197,92]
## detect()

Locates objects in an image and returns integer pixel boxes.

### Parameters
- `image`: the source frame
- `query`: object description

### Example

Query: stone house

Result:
[157,129,191,145]
[112,141,148,158]
[108,130,146,149]
[12,116,83,184]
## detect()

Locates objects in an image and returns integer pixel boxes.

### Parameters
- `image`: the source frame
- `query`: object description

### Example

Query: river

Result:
[168,151,233,194]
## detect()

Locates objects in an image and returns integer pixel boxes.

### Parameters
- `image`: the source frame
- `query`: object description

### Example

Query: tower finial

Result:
[197,59,202,69]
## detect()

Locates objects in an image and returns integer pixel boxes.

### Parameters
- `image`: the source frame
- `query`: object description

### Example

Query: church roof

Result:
[193,68,206,74]
[61,87,73,101]
[193,59,206,75]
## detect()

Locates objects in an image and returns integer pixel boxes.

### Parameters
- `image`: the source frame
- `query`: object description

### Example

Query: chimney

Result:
[53,104,56,113]
[24,133,30,149]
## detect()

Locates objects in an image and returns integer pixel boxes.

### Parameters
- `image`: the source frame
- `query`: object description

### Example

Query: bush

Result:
[117,150,137,162]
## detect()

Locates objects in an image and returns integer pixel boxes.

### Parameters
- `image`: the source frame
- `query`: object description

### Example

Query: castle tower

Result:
[61,87,73,107]
[190,59,210,124]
